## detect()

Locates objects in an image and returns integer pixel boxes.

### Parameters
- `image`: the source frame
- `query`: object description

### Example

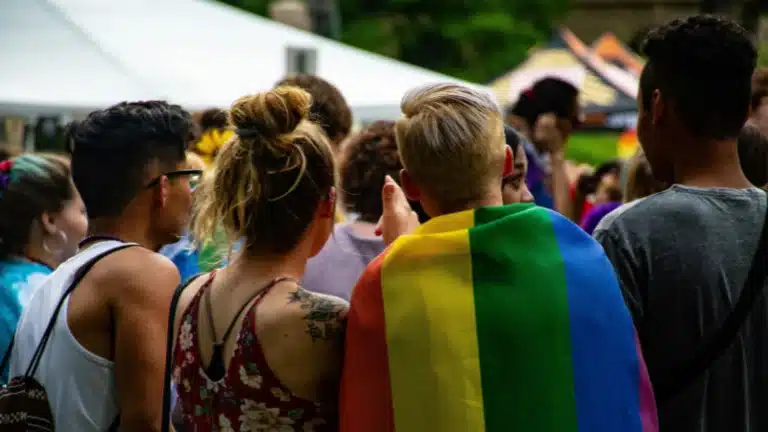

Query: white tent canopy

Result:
[0,0,492,121]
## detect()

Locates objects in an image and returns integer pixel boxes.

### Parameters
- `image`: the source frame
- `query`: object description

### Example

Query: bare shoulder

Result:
[93,247,180,300]
[284,286,349,344]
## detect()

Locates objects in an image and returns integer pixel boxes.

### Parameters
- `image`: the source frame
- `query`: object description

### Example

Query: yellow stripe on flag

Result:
[381,210,485,432]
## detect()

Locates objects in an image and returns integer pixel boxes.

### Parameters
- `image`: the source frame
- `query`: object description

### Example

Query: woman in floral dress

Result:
[172,86,347,431]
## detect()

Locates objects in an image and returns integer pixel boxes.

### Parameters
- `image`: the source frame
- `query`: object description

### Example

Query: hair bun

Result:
[229,86,312,141]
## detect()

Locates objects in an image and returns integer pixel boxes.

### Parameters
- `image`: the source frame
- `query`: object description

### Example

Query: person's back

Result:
[303,121,406,300]
[594,16,764,431]
[172,87,347,431]
[595,186,767,431]
[302,223,384,301]
[341,83,657,431]
[10,101,198,432]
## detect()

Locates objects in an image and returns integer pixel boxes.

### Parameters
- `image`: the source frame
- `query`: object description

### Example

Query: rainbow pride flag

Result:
[340,204,657,432]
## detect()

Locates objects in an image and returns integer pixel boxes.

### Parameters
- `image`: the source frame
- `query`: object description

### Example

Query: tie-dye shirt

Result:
[0,259,51,381]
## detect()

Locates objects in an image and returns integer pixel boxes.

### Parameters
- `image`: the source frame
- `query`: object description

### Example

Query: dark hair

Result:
[640,15,757,140]
[67,101,194,218]
[275,74,352,147]
[340,121,402,223]
[509,78,579,129]
[192,87,335,255]
[504,124,524,155]
[0,154,73,260]
[738,124,768,186]
[0,148,14,162]
[194,108,229,132]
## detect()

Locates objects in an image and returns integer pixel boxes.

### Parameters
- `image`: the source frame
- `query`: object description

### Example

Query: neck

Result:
[225,246,309,285]
[672,138,752,189]
[431,190,505,217]
[87,217,160,251]
[23,243,57,270]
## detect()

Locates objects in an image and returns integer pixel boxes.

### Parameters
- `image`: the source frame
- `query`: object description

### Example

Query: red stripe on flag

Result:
[340,252,395,432]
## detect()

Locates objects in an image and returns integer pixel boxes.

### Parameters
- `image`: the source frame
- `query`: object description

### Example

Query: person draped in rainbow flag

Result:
[340,83,658,432]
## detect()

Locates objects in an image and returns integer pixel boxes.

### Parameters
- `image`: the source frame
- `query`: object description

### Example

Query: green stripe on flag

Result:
[470,205,578,430]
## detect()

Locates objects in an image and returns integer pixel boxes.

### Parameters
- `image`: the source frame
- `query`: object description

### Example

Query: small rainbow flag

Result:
[618,128,640,159]
[340,204,657,432]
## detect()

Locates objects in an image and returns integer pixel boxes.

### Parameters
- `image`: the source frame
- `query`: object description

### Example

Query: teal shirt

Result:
[0,259,52,381]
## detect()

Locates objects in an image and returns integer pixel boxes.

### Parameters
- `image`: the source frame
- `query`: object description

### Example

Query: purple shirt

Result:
[581,201,622,235]
[301,223,386,301]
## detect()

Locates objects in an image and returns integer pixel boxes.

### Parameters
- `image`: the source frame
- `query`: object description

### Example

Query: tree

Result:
[217,0,569,83]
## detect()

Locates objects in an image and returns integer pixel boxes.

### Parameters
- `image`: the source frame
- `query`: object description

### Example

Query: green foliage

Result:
[567,132,621,166]
[216,0,569,83]
[759,44,768,67]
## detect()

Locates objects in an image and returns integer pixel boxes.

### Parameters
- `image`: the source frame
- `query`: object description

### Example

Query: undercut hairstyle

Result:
[67,101,195,218]
[0,154,73,260]
[396,83,505,212]
[192,87,335,255]
[640,15,757,140]
[738,124,768,187]
[275,74,352,147]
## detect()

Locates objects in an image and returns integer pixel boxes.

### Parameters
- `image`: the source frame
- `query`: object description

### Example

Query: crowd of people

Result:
[0,13,767,432]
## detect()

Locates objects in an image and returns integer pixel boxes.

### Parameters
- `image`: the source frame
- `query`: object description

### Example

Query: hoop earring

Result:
[42,231,68,255]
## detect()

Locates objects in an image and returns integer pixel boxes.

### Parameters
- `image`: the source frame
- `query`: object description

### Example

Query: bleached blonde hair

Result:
[395,83,506,211]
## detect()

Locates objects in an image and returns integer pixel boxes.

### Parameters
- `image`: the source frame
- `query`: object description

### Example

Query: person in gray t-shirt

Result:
[594,16,767,432]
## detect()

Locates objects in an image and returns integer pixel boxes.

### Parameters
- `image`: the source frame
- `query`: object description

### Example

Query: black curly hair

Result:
[340,121,429,224]
[640,15,757,140]
[340,121,403,223]
[67,101,195,218]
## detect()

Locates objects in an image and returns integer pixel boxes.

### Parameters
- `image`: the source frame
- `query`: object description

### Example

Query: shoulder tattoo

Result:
[287,287,346,343]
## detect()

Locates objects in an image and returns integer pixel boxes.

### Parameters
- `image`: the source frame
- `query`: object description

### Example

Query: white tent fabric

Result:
[0,0,492,121]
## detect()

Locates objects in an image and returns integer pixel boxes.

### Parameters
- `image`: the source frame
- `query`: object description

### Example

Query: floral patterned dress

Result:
[173,274,334,431]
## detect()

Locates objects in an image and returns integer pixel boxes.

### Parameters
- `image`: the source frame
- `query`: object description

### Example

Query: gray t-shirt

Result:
[594,185,768,432]
[301,223,386,302]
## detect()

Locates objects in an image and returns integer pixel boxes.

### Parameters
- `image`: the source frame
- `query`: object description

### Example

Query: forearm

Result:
[550,151,574,219]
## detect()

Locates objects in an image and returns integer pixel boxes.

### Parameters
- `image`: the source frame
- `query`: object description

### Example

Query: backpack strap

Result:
[23,243,136,378]
[655,203,768,403]
[161,273,204,432]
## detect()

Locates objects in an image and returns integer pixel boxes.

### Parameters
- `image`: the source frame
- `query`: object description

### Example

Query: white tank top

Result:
[9,241,131,432]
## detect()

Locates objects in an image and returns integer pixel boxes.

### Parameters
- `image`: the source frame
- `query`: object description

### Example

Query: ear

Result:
[40,211,58,236]
[502,146,514,178]
[156,175,170,208]
[651,89,664,125]
[318,187,336,219]
[400,169,421,201]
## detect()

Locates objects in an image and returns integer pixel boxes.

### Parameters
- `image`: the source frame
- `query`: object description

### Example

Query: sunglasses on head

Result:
[145,169,203,190]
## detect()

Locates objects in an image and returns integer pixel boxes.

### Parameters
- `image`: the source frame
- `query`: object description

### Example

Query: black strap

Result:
[655,205,768,403]
[161,274,203,432]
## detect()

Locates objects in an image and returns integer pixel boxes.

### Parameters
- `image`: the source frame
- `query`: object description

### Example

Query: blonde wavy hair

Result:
[191,86,335,254]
